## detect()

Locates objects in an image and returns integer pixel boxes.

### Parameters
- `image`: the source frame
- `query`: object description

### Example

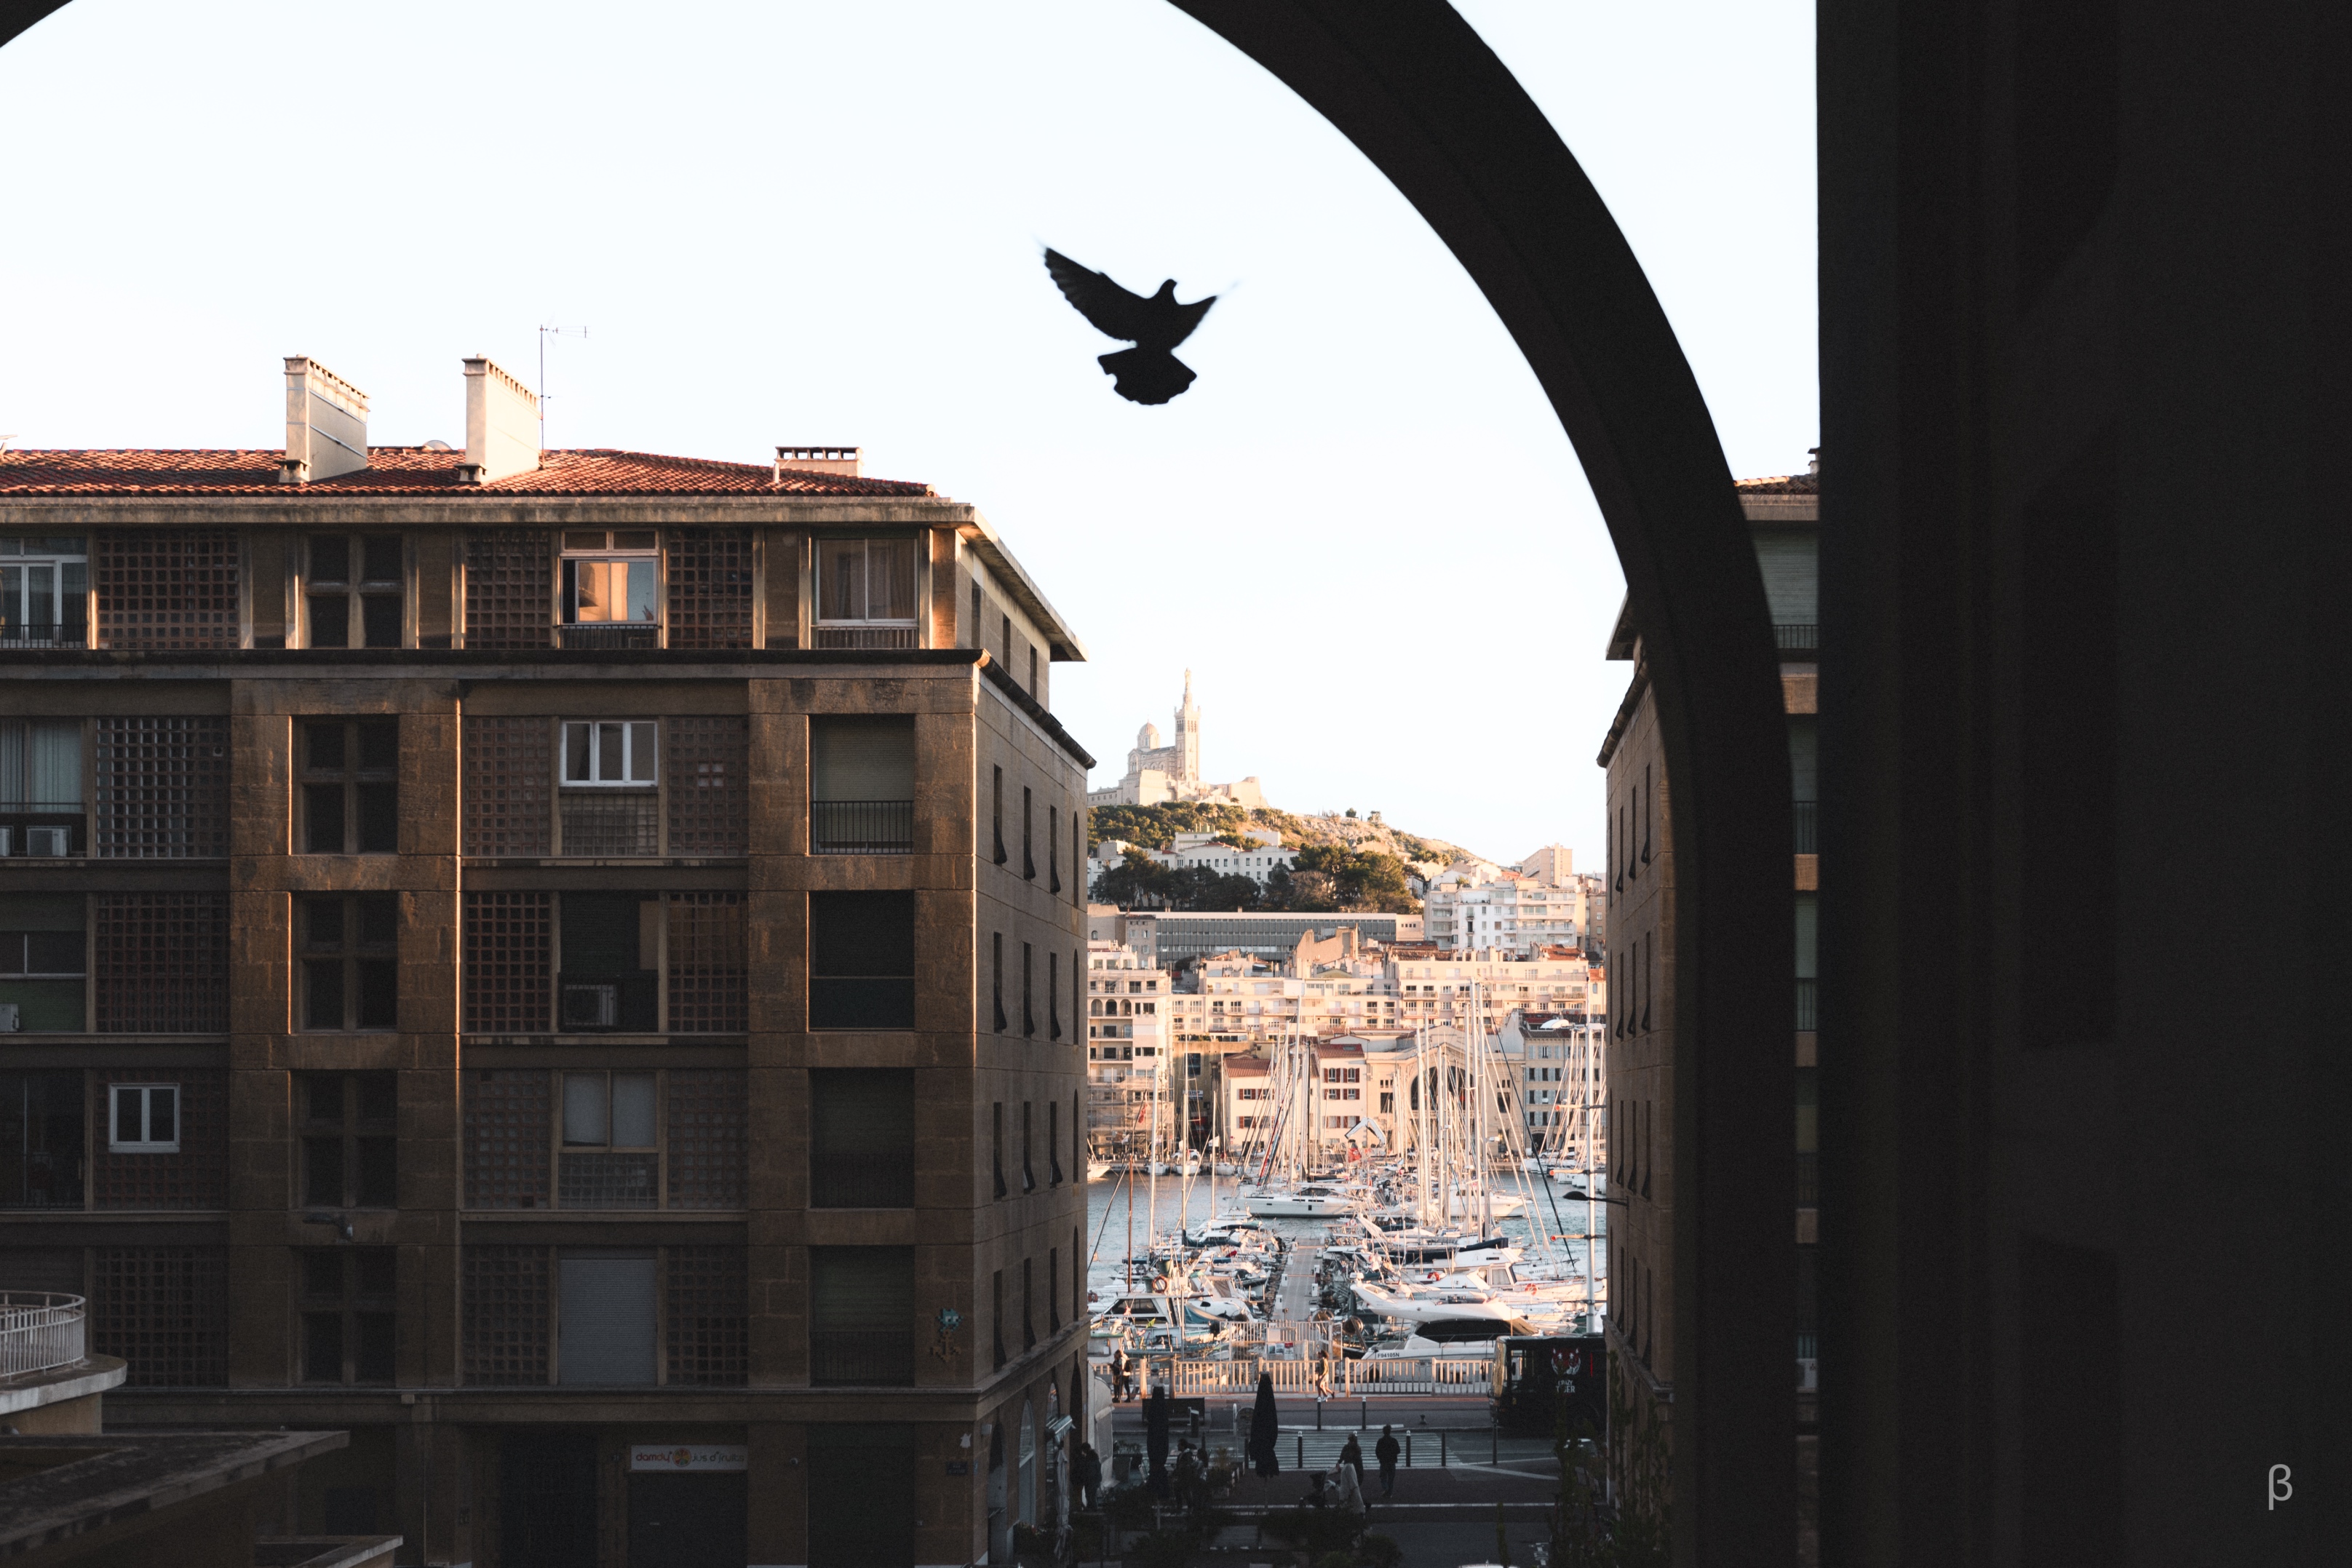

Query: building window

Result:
[1,720,84,857]
[993,1101,1007,1198]
[560,1070,659,1209]
[0,535,88,647]
[1049,950,1061,1041]
[993,766,1008,864]
[557,893,659,1032]
[810,1070,915,1208]
[303,534,403,649]
[108,1083,179,1153]
[810,1246,914,1386]
[810,716,915,854]
[300,1071,397,1209]
[1022,1100,1035,1193]
[1022,942,1036,1037]
[1022,787,1036,880]
[0,894,84,1031]
[814,537,918,649]
[1048,805,1060,893]
[809,890,915,1029]
[559,530,660,649]
[301,895,399,1031]
[558,1249,659,1385]
[301,1247,397,1384]
[0,1069,84,1209]
[1049,1249,1060,1333]
[993,931,1008,1032]
[301,720,398,854]
[1047,1099,1062,1185]
[563,720,656,786]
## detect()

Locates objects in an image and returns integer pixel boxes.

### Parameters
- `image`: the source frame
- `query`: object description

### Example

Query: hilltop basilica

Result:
[1085,671,1268,809]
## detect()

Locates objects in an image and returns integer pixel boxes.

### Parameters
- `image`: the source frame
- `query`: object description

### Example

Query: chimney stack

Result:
[461,357,541,484]
[774,445,862,482]
[279,357,370,484]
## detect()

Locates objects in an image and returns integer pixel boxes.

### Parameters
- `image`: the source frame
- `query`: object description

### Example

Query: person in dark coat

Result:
[1375,1425,1401,1497]
[1248,1371,1282,1479]
[1145,1386,1172,1497]
[1339,1433,1363,1484]
[1075,1441,1102,1510]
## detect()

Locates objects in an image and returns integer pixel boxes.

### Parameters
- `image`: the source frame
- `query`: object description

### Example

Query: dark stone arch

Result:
[1164,7,1791,1560]
[0,1,1793,1559]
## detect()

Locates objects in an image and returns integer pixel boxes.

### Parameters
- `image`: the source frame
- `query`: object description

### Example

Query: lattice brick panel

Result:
[464,531,552,651]
[462,1244,549,1385]
[664,1245,747,1386]
[559,792,659,856]
[665,1070,747,1209]
[93,529,240,652]
[93,717,231,857]
[464,892,551,1033]
[666,894,746,1032]
[92,1246,228,1386]
[93,1068,227,1209]
[464,1070,551,1209]
[94,893,229,1032]
[557,1152,657,1209]
[664,529,754,651]
[664,717,749,856]
[462,716,551,857]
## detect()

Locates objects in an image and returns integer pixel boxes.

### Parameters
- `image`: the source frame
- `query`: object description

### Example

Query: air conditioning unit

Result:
[0,1005,19,1032]
[560,983,619,1029]
[21,828,68,857]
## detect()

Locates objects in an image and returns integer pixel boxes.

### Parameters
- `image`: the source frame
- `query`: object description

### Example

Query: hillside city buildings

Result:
[1084,672,1265,808]
[0,355,1093,1568]
[1421,851,1605,953]
[1600,457,1821,1441]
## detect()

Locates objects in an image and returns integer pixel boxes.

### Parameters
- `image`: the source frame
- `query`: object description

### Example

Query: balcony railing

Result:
[0,1292,85,1380]
[557,623,662,650]
[811,799,915,855]
[1793,801,1819,854]
[810,1152,916,1209]
[811,624,917,650]
[1774,622,1820,653]
[1795,978,1819,1032]
[561,792,661,856]
[1,809,86,857]
[0,623,87,650]
[809,1329,914,1386]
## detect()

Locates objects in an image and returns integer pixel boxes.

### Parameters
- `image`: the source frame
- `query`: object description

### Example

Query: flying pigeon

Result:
[1042,248,1217,405]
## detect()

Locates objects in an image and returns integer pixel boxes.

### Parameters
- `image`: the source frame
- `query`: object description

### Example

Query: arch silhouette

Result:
[0,1,1795,1559]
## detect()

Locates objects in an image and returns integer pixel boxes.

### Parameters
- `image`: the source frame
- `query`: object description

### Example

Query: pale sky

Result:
[0,0,1815,869]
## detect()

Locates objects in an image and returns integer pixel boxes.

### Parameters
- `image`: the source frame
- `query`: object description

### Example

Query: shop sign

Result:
[629,1444,749,1472]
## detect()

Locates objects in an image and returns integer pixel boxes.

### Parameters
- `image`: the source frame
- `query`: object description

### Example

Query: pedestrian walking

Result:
[1075,1441,1102,1511]
[1112,1344,1134,1403]
[1327,1454,1365,1516]
[1339,1433,1363,1484]
[1375,1424,1401,1497]
[1248,1371,1282,1479]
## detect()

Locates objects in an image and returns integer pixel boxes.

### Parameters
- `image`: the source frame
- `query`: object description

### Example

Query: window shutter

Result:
[557,1253,656,1385]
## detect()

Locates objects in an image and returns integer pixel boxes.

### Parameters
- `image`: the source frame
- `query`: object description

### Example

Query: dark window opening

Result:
[993,931,1007,1032]
[1049,1248,1060,1333]
[1048,950,1060,1041]
[1022,942,1035,1037]
[301,894,399,1031]
[811,1246,914,1386]
[299,1246,397,1384]
[1022,786,1035,880]
[558,893,659,1032]
[0,1069,84,1209]
[809,890,915,1030]
[1047,1099,1062,1186]
[810,1070,915,1208]
[1048,805,1060,893]
[300,1071,398,1209]
[992,766,1007,865]
[306,533,404,650]
[1021,1100,1034,1193]
[992,1101,1006,1199]
[301,720,398,854]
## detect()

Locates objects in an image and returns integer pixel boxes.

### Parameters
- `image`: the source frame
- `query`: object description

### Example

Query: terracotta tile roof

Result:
[0,447,933,498]
[1734,471,1819,495]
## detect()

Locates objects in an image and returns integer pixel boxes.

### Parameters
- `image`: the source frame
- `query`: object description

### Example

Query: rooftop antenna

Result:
[537,325,589,449]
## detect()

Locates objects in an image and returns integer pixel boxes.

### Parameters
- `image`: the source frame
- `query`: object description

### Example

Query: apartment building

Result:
[1081,939,1172,1155]
[1599,458,1819,1441]
[1421,860,1603,953]
[0,357,1094,1568]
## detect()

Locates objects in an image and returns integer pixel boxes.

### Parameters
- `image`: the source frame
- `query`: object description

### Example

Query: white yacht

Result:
[1243,1183,1360,1219]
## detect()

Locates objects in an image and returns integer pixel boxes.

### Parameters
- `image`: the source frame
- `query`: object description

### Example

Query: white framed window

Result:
[0,536,89,648]
[563,721,657,787]
[109,1083,179,1153]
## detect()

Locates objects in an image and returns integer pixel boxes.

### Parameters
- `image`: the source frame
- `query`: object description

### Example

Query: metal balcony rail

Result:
[1795,977,1819,1031]
[0,1292,85,1380]
[811,624,917,650]
[1775,622,1821,652]
[810,1154,916,1209]
[0,623,87,649]
[1793,800,1819,853]
[556,623,662,650]
[810,799,915,854]
[809,1329,914,1387]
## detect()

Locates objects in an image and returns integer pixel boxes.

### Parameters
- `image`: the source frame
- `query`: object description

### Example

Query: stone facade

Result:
[0,415,1095,1567]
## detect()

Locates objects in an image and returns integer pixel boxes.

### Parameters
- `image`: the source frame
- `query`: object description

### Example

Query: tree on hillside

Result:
[1088,849,1265,912]
[1266,843,1419,914]
[1084,801,1250,851]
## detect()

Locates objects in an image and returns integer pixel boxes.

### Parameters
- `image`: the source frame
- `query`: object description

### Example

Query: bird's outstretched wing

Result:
[1162,292,1217,351]
[1044,249,1152,343]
